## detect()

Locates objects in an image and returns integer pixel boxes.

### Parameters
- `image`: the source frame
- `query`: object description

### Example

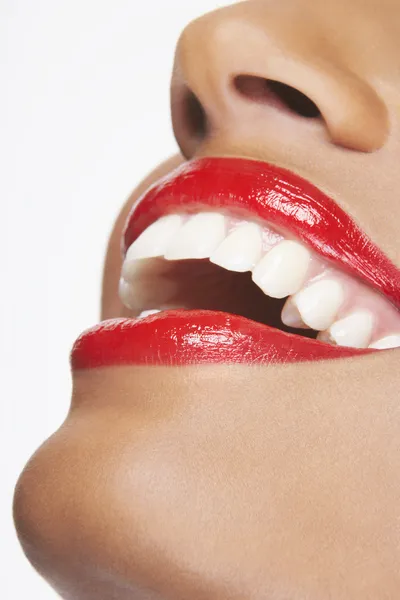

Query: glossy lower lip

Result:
[71,310,373,370]
[71,157,398,369]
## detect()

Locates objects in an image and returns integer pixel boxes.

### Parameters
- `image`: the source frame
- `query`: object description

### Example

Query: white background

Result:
[2,1,233,597]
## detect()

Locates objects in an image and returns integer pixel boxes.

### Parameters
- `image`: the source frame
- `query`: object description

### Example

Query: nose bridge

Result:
[171,7,389,156]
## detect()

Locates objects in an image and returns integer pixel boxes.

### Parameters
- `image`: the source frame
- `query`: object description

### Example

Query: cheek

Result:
[101,196,133,321]
[101,154,184,321]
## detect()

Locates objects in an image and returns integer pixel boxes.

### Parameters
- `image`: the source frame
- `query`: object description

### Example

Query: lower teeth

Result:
[137,309,162,320]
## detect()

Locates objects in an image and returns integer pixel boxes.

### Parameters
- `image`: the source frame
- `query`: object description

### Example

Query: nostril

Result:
[182,90,208,141]
[268,80,321,119]
[233,75,321,119]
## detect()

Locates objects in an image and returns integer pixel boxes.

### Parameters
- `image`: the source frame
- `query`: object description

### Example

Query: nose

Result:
[171,5,389,158]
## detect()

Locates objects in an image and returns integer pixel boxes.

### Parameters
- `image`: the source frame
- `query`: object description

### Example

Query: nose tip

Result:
[171,8,389,158]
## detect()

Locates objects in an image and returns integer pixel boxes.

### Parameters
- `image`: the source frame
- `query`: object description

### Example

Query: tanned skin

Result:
[14,1,400,598]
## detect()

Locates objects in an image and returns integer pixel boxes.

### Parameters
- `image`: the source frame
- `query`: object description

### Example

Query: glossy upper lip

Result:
[123,156,400,311]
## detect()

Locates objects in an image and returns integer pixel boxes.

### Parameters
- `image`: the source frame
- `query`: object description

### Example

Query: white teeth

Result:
[316,330,335,344]
[125,214,184,261]
[121,212,400,350]
[252,240,310,299]
[164,212,226,260]
[118,278,137,311]
[122,255,173,286]
[281,297,310,329]
[210,222,263,272]
[293,279,344,330]
[368,334,400,349]
[327,310,374,348]
[118,275,177,313]
[137,309,162,319]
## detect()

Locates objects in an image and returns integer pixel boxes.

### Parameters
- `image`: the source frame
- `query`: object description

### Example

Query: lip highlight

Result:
[124,157,400,310]
[71,157,400,369]
[71,310,372,370]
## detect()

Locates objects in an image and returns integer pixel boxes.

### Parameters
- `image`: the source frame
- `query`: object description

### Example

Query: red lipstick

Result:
[71,157,399,370]
[124,157,400,309]
[71,310,372,370]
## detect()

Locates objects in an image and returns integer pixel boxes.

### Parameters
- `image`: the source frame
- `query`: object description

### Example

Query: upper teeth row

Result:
[121,212,400,350]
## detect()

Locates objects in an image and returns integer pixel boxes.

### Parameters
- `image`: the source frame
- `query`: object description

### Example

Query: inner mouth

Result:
[119,211,400,350]
[123,258,318,340]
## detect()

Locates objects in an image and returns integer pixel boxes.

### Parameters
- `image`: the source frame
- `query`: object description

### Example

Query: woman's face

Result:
[14,0,400,598]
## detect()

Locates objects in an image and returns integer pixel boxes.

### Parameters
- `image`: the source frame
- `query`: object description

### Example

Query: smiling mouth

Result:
[71,157,400,370]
